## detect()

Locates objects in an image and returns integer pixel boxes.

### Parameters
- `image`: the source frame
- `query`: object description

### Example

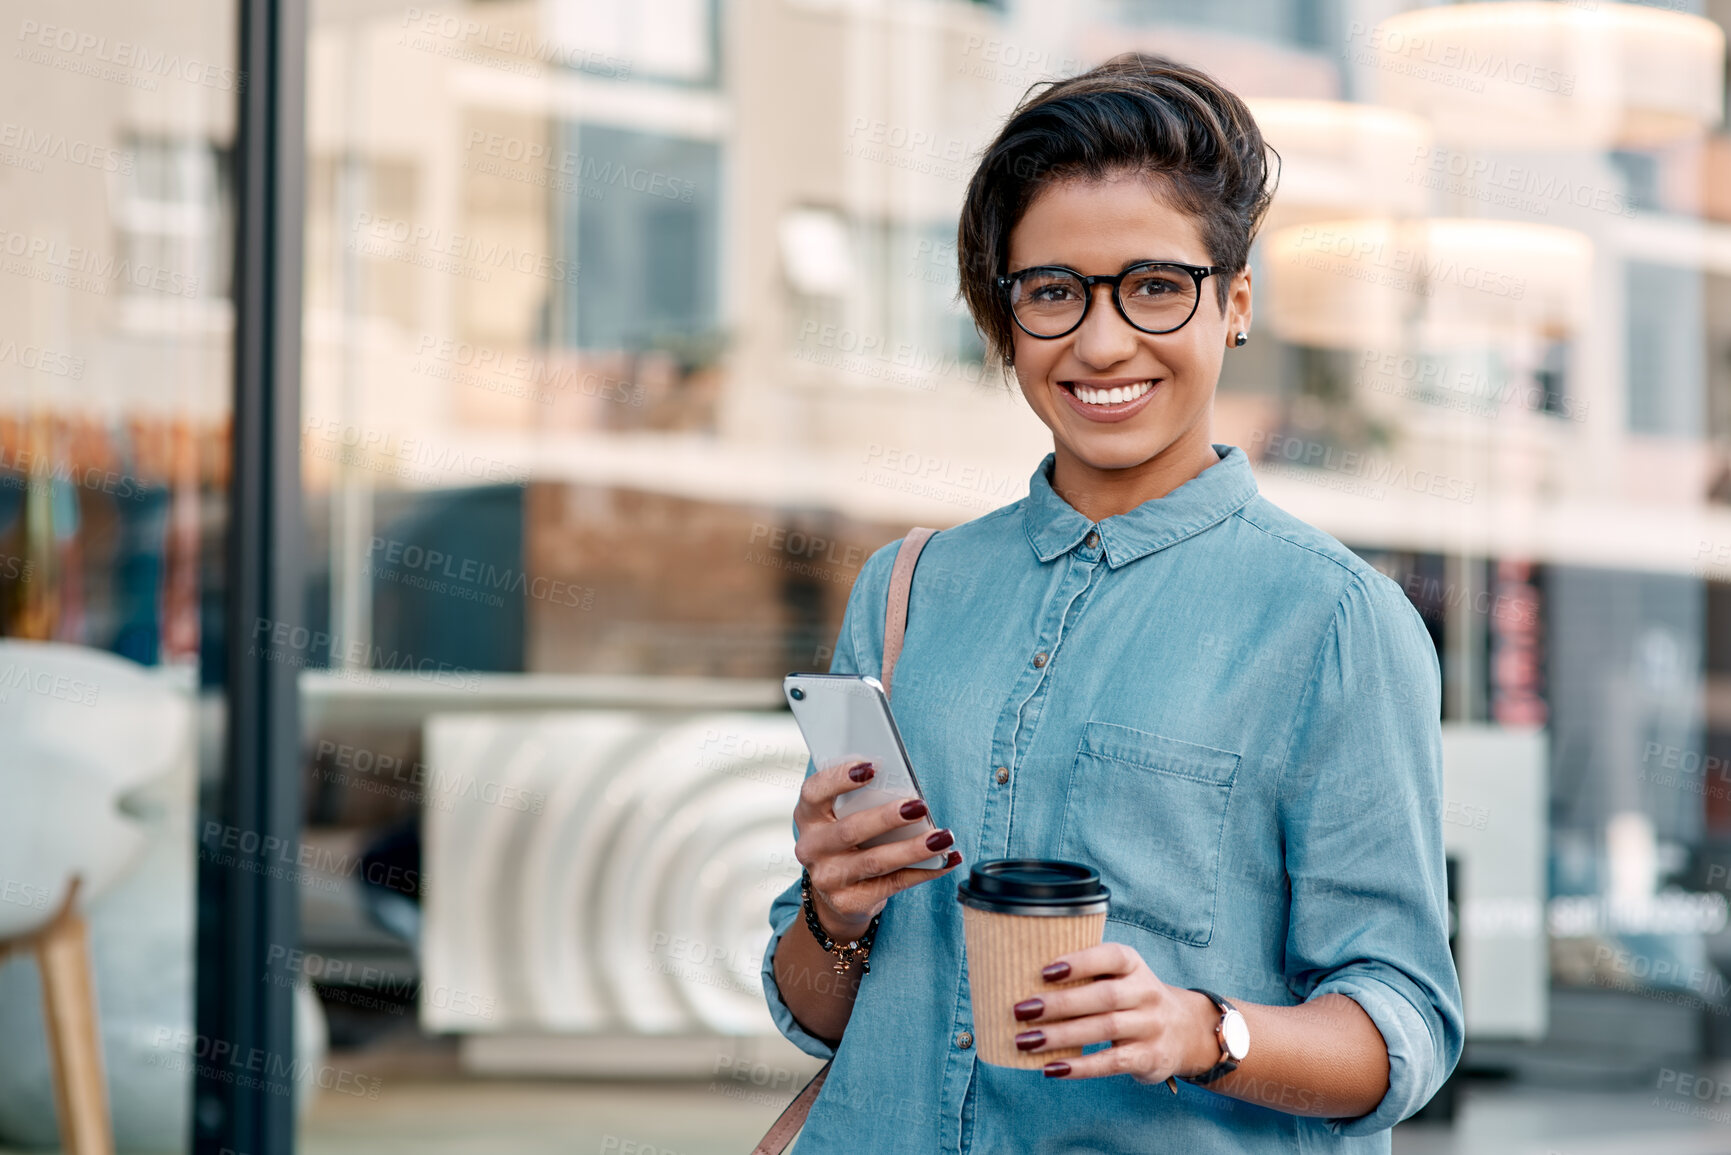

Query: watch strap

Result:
[1181,988,1241,1086]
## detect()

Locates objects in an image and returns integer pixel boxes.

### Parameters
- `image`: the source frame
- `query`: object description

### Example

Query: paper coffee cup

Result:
[957,859,1109,1068]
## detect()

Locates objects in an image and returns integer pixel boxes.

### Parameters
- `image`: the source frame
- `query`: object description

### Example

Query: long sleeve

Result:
[1276,570,1465,1135]
[760,540,899,1060]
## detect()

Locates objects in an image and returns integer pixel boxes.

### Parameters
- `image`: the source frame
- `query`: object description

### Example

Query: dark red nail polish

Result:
[925,828,954,852]
[1041,962,1071,982]
[848,762,875,783]
[1013,999,1044,1022]
[899,799,927,820]
[945,851,963,868]
[1014,1030,1045,1051]
[1043,1061,1071,1078]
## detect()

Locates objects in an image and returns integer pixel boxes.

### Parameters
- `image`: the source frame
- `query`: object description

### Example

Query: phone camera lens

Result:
[789,687,805,700]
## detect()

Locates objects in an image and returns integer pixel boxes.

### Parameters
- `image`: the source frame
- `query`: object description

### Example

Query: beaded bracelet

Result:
[800,870,881,975]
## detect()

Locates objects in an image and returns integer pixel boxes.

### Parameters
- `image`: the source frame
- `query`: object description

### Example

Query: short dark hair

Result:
[956,52,1277,366]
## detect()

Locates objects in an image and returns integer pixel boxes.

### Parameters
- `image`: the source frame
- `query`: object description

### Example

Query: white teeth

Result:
[1073,380,1153,406]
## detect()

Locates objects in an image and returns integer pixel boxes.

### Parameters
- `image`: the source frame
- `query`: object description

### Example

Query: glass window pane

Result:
[290,2,1731,1150]
[0,3,237,1153]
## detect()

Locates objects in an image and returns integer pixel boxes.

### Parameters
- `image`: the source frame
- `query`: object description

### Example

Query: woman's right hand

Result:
[793,758,963,940]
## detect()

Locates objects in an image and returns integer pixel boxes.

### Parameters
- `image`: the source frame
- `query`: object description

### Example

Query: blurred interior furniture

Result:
[0,640,190,1150]
[0,878,110,1155]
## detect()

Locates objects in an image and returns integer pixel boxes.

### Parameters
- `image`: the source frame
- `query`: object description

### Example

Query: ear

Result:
[1225,266,1253,343]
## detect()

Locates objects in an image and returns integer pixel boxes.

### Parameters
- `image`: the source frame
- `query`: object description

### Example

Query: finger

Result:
[868,853,965,897]
[1040,1045,1159,1083]
[794,758,879,822]
[809,850,963,925]
[1015,972,1140,1024]
[1012,1005,1151,1057]
[797,795,925,865]
[830,827,960,887]
[1040,941,1141,984]
[830,794,932,850]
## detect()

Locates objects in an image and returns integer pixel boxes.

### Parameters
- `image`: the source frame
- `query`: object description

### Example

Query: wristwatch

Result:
[1181,988,1250,1085]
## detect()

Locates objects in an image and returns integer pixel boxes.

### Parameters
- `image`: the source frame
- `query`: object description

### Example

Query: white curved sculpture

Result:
[422,711,807,1038]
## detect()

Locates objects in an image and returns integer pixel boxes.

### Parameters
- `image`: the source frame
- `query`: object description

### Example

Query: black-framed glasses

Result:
[996,260,1228,339]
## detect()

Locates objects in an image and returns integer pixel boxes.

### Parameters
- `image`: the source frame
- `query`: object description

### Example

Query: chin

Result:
[1060,434,1180,474]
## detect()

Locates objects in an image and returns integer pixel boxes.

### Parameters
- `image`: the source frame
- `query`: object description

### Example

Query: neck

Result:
[1048,427,1222,522]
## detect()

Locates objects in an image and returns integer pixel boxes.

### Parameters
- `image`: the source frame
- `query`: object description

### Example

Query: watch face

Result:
[1221,1008,1251,1060]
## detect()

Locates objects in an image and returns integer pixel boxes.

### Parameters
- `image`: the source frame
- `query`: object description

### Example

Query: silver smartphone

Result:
[782,673,945,870]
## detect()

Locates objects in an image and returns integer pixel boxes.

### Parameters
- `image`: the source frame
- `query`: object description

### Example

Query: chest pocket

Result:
[1056,722,1240,947]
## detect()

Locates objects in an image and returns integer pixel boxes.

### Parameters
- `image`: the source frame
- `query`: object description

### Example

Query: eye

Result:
[1019,272,1081,302]
[1126,270,1188,297]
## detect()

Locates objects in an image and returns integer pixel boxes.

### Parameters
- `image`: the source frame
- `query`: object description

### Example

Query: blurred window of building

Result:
[559,123,722,352]
[1628,260,1705,438]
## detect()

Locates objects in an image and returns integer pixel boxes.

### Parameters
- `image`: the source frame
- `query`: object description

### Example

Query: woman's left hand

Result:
[1010,942,1219,1083]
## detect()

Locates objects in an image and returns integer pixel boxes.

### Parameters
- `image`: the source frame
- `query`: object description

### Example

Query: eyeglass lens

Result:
[1008,264,1200,336]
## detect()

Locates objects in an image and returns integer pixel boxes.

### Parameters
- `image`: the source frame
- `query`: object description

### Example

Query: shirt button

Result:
[955,1031,973,1050]
[1033,652,1048,668]
[1084,531,1099,548]
[995,766,1010,785]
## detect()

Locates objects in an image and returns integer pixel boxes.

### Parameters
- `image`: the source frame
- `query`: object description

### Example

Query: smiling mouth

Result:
[1062,379,1157,407]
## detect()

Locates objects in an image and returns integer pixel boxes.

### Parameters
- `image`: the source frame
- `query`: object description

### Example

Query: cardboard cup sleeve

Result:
[961,905,1107,1068]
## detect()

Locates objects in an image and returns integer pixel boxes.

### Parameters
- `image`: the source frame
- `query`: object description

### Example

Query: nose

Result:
[1070,282,1139,370]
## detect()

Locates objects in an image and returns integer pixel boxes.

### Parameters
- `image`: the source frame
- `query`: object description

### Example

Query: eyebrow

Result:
[1005,258,1207,275]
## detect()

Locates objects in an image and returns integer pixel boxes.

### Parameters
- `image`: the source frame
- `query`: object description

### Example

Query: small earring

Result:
[1233,331,1248,347]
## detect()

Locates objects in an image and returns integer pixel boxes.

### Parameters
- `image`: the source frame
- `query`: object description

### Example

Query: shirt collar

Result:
[1021,444,1259,568]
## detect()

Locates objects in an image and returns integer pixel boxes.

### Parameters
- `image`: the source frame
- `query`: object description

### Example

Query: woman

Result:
[763,53,1461,1153]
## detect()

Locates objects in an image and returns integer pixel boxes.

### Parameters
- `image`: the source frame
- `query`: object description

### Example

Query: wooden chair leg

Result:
[33,879,113,1155]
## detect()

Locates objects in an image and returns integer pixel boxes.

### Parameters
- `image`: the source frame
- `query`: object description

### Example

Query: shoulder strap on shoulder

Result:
[880,526,937,701]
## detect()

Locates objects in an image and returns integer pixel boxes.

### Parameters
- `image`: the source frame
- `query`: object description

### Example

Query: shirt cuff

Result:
[1310,972,1446,1136]
[762,882,839,1062]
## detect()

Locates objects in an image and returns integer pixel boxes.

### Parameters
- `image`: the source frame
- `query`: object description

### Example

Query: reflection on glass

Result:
[290,1,1731,1151]
[0,2,237,1152]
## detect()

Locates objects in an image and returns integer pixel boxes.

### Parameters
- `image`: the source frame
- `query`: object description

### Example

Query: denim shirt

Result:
[762,445,1463,1154]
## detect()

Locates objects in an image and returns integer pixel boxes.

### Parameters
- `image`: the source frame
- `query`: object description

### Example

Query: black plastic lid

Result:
[955,859,1110,917]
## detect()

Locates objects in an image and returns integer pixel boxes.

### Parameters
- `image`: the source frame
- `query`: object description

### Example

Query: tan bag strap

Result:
[751,525,937,1154]
[880,526,937,701]
[749,1061,831,1155]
